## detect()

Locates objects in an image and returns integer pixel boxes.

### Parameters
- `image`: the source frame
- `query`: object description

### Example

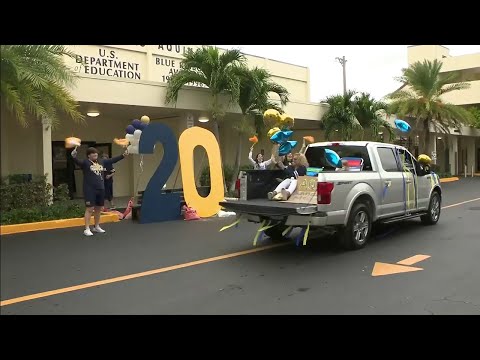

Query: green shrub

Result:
[1,174,52,212]
[436,172,452,178]
[54,183,70,202]
[200,164,237,189]
[0,174,84,225]
[0,202,83,225]
[200,164,254,188]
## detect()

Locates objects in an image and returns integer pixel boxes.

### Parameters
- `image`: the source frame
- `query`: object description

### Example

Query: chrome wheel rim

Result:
[353,210,369,244]
[431,196,440,221]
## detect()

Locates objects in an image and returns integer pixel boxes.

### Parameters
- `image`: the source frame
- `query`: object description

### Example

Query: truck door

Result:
[376,146,406,217]
[396,148,419,212]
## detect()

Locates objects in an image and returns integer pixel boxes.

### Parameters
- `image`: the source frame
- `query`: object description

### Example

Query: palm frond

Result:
[438,82,471,96]
[0,44,84,127]
[165,69,209,103]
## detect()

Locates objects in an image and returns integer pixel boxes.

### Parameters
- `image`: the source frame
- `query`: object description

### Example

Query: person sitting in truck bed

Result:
[248,143,276,170]
[268,153,309,201]
[274,137,309,182]
[335,159,350,171]
[274,138,308,170]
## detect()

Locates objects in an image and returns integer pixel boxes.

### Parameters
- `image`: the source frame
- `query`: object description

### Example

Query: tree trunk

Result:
[229,139,242,194]
[211,118,221,144]
[211,118,227,195]
[423,118,431,155]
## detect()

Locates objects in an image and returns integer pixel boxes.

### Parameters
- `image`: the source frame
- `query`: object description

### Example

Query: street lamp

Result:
[335,56,347,95]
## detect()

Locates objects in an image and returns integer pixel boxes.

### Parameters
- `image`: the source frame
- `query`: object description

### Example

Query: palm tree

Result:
[321,90,363,140]
[229,66,289,192]
[0,45,84,127]
[354,92,394,141]
[387,59,474,153]
[165,46,246,146]
[467,106,480,129]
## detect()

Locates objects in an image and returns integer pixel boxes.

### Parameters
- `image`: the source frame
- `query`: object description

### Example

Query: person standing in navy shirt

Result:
[101,153,116,209]
[71,147,128,236]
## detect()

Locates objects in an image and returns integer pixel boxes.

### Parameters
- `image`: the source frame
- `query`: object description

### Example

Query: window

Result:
[398,148,419,175]
[305,145,372,171]
[377,147,400,172]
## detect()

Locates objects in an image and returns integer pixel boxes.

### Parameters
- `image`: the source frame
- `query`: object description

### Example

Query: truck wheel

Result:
[338,203,372,250]
[421,191,441,225]
[264,224,288,241]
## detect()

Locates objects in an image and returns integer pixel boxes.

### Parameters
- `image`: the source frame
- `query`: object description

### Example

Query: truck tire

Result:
[264,224,288,241]
[421,191,441,225]
[338,202,372,250]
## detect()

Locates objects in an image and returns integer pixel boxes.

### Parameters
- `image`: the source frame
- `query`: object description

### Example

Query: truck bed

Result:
[220,199,318,216]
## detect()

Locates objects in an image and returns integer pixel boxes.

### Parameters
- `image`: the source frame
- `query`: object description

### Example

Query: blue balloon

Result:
[394,119,411,133]
[138,122,147,131]
[270,130,293,144]
[278,141,298,156]
[132,119,142,129]
[126,125,135,134]
[325,149,342,168]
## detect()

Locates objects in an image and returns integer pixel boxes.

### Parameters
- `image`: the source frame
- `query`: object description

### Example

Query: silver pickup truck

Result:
[220,141,442,250]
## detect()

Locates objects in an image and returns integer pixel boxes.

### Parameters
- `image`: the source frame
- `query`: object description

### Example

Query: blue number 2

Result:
[138,123,181,223]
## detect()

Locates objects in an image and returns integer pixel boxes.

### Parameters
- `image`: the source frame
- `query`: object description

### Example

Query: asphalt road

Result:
[1,178,479,315]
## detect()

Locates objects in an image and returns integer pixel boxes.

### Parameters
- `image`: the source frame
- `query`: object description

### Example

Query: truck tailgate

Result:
[220,199,317,216]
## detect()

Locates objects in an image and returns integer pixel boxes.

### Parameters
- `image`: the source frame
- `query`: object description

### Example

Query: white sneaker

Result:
[93,226,106,234]
[84,228,94,236]
[281,189,291,201]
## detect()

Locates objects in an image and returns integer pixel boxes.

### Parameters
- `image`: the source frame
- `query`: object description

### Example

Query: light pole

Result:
[335,56,347,95]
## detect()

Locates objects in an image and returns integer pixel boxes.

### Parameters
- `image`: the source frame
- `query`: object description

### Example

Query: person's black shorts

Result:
[104,180,113,201]
[84,187,105,207]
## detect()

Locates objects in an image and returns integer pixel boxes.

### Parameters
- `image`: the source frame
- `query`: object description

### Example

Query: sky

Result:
[220,45,480,103]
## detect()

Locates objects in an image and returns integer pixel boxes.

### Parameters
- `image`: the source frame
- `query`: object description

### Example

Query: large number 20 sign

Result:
[138,124,224,223]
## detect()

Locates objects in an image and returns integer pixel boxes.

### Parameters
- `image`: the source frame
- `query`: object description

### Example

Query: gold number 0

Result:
[178,127,224,218]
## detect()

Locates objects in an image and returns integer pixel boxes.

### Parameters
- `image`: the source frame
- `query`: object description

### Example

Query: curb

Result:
[0,213,120,236]
[439,177,460,183]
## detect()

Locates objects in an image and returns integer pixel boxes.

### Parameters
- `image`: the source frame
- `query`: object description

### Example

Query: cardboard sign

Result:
[285,176,317,204]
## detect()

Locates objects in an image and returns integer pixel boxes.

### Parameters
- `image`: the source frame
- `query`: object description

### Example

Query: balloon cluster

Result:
[114,115,150,154]
[263,109,297,156]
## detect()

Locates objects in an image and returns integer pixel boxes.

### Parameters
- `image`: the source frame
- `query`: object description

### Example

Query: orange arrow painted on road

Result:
[372,254,430,277]
[396,254,430,266]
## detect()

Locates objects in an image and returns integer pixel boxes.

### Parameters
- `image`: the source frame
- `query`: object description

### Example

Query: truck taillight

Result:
[317,182,334,204]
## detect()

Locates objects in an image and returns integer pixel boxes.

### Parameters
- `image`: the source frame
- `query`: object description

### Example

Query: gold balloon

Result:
[280,114,294,129]
[141,115,150,124]
[263,109,281,128]
[267,127,281,139]
[418,154,432,164]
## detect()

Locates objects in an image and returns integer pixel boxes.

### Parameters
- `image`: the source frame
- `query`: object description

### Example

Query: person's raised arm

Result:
[276,157,287,170]
[70,147,83,166]
[104,150,129,165]
[248,145,256,166]
[299,138,307,154]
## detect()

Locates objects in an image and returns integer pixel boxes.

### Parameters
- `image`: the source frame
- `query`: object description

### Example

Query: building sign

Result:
[70,45,209,88]
[150,45,207,88]
[69,46,144,80]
